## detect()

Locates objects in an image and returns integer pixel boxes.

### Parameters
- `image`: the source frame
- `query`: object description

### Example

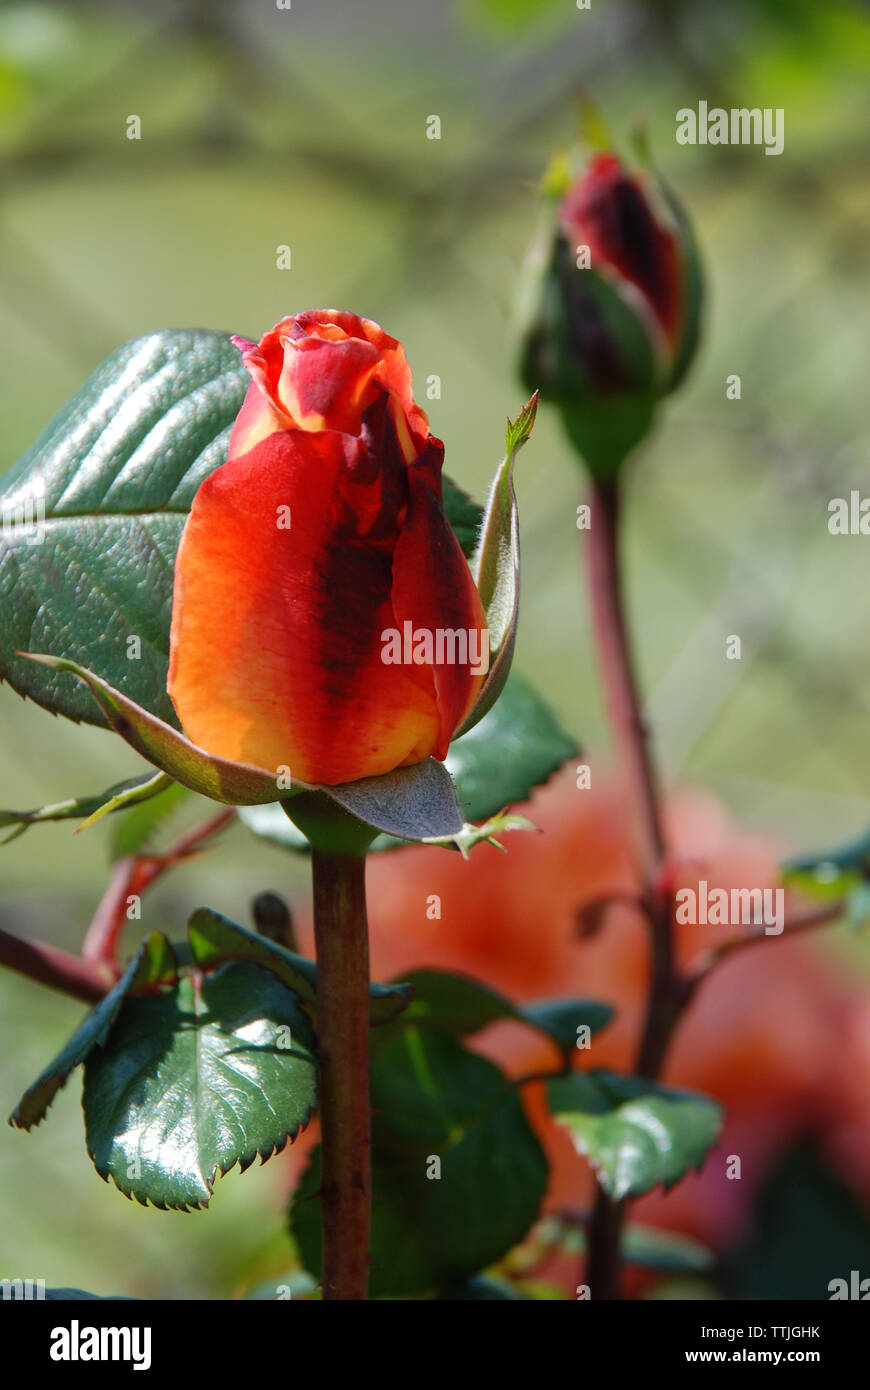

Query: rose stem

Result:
[311,848,372,1301]
[81,806,236,964]
[0,925,114,1002]
[584,475,675,1298]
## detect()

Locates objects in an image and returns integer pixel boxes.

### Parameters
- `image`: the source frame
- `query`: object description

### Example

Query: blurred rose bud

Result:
[168,310,488,786]
[519,148,702,476]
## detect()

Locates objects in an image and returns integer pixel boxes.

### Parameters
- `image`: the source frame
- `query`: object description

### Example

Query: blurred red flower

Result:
[292,763,869,1273]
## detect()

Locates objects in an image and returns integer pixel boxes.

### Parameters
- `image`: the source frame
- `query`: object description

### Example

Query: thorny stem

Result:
[81,806,236,964]
[0,806,238,997]
[584,476,674,1299]
[583,477,846,1298]
[310,848,372,1301]
[0,925,115,1002]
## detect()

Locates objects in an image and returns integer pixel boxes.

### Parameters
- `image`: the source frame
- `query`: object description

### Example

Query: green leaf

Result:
[242,1271,319,1301]
[456,394,538,737]
[782,825,870,901]
[83,960,317,1210]
[291,759,464,843]
[0,330,247,726]
[76,771,175,835]
[394,969,521,1037]
[239,672,577,854]
[41,1288,135,1300]
[547,1071,722,1200]
[387,970,613,1060]
[0,770,171,845]
[622,1225,714,1274]
[187,906,412,1025]
[9,932,177,1131]
[720,1142,870,1301]
[447,671,577,821]
[291,1026,547,1297]
[442,475,483,560]
[518,998,615,1059]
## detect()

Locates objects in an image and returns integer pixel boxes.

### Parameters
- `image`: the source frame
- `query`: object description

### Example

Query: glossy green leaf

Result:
[291,1026,547,1297]
[547,1071,722,1200]
[84,960,317,1210]
[456,394,538,736]
[518,998,615,1059]
[187,907,412,1024]
[447,672,577,822]
[0,330,246,726]
[9,932,177,1131]
[393,969,521,1037]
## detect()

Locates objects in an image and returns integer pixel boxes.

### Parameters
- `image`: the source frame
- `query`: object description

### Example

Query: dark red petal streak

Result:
[391,445,488,758]
[560,153,683,346]
[168,430,444,785]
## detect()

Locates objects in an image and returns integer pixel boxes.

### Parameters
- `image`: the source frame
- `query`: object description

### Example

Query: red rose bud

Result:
[168,311,488,786]
[520,149,701,476]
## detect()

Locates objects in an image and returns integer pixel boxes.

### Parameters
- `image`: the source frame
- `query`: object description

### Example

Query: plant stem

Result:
[584,476,674,1297]
[585,1190,626,1300]
[586,478,666,880]
[0,925,115,1002]
[82,807,236,964]
[311,848,372,1301]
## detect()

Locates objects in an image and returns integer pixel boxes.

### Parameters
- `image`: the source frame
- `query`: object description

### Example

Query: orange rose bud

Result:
[168,311,488,786]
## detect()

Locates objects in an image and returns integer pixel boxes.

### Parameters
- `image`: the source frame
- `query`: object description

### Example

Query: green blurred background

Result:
[1,0,869,1297]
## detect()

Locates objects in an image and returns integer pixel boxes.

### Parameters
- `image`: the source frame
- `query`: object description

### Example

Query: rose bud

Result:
[168,311,488,786]
[519,148,702,476]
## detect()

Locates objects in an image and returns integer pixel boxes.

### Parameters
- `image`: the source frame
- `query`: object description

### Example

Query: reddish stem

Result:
[0,925,116,1002]
[311,848,371,1301]
[584,476,674,1298]
[82,807,236,964]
